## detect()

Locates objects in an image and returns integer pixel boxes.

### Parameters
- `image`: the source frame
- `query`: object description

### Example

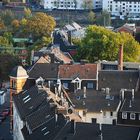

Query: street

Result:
[0,82,13,140]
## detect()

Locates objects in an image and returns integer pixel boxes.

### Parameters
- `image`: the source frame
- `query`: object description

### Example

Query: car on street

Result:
[2,109,10,116]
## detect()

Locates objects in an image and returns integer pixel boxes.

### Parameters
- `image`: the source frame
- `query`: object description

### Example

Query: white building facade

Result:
[41,0,102,10]
[13,103,24,140]
[103,0,140,17]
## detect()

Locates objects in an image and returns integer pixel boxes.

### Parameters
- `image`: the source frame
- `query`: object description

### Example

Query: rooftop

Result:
[59,64,97,79]
[98,70,138,91]
[68,89,120,112]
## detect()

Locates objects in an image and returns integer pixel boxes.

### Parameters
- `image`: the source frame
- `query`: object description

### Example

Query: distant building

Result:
[102,0,140,17]
[41,0,102,10]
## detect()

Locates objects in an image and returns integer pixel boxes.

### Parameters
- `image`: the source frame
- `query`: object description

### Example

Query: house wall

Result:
[61,80,97,92]
[13,103,24,140]
[77,110,117,124]
[10,78,27,94]
[81,80,96,89]
[118,111,140,126]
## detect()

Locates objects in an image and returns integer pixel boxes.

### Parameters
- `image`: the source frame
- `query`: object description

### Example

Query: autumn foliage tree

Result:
[26,12,56,40]
[74,25,140,62]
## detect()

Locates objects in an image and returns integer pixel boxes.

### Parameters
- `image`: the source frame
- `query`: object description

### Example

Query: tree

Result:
[25,12,56,42]
[96,10,111,26]
[82,0,93,10]
[74,25,140,62]
[24,7,32,18]
[0,18,5,30]
[88,11,95,24]
[0,36,11,47]
[11,19,20,29]
[0,54,20,81]
[0,10,16,27]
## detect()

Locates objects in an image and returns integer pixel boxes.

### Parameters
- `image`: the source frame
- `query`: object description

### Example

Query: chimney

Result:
[121,89,125,101]
[68,31,72,45]
[99,124,103,140]
[132,89,134,101]
[83,86,87,98]
[70,120,76,134]
[129,100,132,108]
[49,53,55,63]
[118,45,123,71]
[105,87,110,99]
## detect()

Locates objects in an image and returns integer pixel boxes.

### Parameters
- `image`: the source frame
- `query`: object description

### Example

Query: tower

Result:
[9,66,28,132]
[118,45,123,71]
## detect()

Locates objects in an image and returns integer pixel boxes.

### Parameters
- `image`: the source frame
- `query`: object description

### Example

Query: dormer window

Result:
[36,77,44,87]
[130,113,135,120]
[122,112,127,119]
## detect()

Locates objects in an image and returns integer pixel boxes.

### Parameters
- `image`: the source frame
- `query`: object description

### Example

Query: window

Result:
[87,83,94,89]
[11,80,16,89]
[63,83,68,88]
[110,112,113,117]
[83,111,86,116]
[130,113,135,120]
[122,112,127,119]
[103,112,106,117]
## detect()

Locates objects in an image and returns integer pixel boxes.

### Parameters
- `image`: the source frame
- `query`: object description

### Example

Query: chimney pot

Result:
[118,45,123,71]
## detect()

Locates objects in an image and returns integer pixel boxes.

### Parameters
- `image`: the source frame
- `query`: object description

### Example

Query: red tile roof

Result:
[59,64,97,79]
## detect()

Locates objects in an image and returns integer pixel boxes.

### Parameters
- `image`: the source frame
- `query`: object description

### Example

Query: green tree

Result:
[0,10,16,27]
[0,36,11,47]
[82,0,93,10]
[74,25,140,62]
[0,18,5,30]
[0,54,20,80]
[88,11,95,24]
[24,7,32,18]
[96,10,111,26]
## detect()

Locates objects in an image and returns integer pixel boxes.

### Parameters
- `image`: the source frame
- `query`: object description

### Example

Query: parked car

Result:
[2,109,10,116]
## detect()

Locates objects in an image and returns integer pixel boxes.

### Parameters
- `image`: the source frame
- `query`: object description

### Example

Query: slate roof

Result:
[59,64,98,79]
[120,98,140,113]
[100,61,140,70]
[54,122,140,140]
[28,63,59,79]
[98,70,138,91]
[13,86,48,119]
[102,124,140,140]
[68,90,120,112]
[26,103,55,131]
[22,114,67,140]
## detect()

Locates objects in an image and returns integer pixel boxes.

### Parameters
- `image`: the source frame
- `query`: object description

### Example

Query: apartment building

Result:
[103,0,140,17]
[41,0,102,10]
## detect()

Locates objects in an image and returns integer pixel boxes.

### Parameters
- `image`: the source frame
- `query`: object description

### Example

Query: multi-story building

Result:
[103,0,140,17]
[41,0,102,10]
